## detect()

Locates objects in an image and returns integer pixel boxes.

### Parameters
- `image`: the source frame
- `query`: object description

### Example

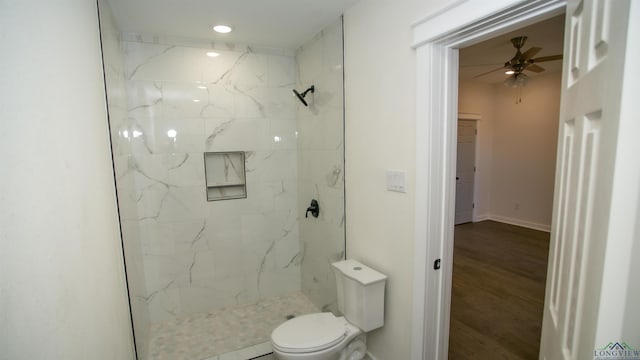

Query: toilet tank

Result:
[332,259,387,332]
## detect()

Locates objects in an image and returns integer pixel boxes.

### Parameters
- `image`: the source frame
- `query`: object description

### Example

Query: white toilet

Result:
[271,259,387,360]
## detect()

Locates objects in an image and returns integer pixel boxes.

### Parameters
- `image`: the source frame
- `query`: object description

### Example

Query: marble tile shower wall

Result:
[296,18,345,313]
[114,38,302,322]
[97,1,150,358]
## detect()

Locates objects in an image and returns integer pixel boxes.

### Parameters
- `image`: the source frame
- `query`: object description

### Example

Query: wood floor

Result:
[448,221,550,360]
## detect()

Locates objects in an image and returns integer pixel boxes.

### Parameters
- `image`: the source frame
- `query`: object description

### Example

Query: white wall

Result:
[343,0,450,358]
[0,0,135,359]
[458,71,561,231]
[490,72,560,229]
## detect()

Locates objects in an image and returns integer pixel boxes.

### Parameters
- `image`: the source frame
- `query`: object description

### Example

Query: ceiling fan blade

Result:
[532,54,563,63]
[520,46,542,60]
[525,64,545,73]
[460,63,503,68]
[473,66,505,78]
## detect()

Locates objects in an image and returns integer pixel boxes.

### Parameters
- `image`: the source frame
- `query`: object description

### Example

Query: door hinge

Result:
[472,203,475,209]
[434,259,441,270]
[474,166,476,172]
[475,129,477,135]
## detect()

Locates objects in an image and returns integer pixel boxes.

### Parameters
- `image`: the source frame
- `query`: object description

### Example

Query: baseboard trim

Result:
[478,214,551,232]
[365,351,379,360]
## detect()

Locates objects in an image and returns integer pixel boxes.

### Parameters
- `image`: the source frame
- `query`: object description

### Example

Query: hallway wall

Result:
[490,72,560,229]
[458,71,561,231]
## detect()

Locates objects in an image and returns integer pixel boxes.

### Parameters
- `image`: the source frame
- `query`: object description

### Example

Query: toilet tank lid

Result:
[332,259,387,285]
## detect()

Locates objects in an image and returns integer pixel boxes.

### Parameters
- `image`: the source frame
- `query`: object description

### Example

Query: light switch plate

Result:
[386,170,407,193]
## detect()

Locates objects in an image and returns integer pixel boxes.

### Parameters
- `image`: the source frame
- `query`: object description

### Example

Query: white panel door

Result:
[540,1,633,359]
[455,120,476,224]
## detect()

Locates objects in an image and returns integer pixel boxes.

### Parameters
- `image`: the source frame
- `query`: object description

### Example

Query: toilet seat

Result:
[271,313,347,353]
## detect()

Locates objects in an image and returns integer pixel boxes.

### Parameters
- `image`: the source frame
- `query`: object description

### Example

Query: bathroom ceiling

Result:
[459,14,565,84]
[105,0,359,49]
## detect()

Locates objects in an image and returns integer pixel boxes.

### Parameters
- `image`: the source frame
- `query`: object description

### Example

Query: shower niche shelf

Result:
[204,151,247,201]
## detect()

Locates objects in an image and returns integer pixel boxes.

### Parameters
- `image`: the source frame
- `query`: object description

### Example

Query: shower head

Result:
[293,89,307,106]
[293,85,315,107]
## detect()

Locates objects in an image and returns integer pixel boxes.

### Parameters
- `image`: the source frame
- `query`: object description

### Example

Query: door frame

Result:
[410,1,566,359]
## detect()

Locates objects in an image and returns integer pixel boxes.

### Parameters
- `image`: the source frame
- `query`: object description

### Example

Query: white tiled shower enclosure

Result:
[100,1,345,358]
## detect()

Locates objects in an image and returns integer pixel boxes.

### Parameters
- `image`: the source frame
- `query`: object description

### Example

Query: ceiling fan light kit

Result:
[504,72,529,88]
[472,35,563,104]
[473,35,563,87]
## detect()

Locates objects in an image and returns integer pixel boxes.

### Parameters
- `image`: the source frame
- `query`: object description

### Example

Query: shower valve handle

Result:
[306,199,319,218]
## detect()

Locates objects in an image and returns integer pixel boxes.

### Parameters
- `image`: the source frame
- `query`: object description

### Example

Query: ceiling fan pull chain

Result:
[519,87,522,104]
[517,86,523,104]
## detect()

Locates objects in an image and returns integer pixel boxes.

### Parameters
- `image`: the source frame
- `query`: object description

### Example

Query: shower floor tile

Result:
[146,291,319,360]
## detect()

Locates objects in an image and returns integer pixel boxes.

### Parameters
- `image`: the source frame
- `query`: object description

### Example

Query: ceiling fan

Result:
[474,36,563,87]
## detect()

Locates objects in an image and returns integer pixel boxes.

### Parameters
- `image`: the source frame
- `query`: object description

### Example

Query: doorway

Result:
[412,0,638,359]
[454,118,477,225]
[450,16,563,357]
[409,1,567,359]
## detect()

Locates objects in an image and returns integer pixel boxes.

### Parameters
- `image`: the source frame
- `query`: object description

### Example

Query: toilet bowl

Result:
[271,259,387,360]
[271,312,365,360]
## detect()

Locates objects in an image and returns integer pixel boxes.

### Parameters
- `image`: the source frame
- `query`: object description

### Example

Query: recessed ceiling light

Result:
[213,25,232,34]
[206,51,219,58]
[505,70,515,75]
